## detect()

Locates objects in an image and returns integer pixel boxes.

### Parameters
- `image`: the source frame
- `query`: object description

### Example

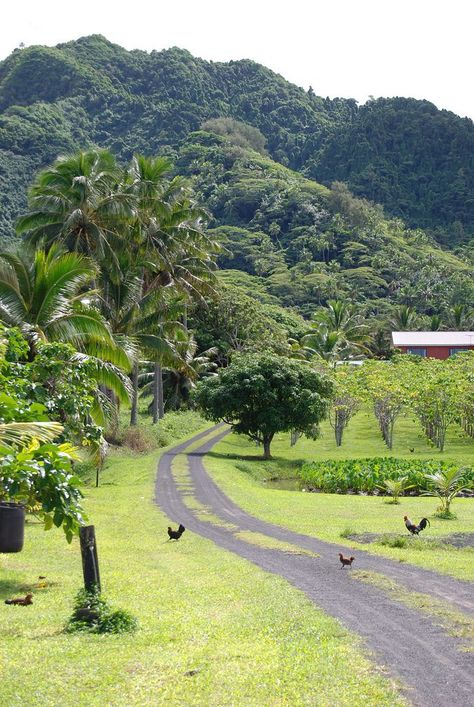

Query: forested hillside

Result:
[0,34,473,246]
[178,130,474,320]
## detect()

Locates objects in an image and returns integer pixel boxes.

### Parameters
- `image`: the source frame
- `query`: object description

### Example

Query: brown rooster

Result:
[339,553,355,569]
[5,593,33,606]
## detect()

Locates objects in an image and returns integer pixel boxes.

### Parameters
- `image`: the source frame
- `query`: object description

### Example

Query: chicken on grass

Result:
[167,524,185,540]
[404,516,430,535]
[5,593,33,606]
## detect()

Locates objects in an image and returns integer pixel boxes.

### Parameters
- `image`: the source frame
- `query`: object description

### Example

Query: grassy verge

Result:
[204,425,474,582]
[352,570,474,651]
[0,414,405,706]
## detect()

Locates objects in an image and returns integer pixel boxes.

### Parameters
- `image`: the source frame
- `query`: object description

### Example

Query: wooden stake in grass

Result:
[80,525,101,592]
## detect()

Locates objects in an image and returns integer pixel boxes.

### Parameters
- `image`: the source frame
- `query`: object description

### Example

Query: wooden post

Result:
[79,525,101,592]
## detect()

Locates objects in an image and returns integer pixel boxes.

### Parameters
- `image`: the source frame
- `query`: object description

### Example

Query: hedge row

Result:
[299,457,474,494]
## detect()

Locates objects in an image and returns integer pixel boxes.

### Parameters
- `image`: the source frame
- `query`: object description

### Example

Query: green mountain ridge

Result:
[177,130,473,318]
[0,34,473,247]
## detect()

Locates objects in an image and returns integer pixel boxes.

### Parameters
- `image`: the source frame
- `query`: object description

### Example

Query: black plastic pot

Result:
[0,502,25,553]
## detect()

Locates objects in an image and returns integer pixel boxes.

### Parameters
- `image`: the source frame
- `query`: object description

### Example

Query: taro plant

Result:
[379,476,414,504]
[423,466,472,518]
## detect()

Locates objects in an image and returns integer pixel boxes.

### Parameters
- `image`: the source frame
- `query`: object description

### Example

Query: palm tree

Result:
[0,247,131,412]
[390,304,418,331]
[0,421,63,449]
[302,300,369,363]
[429,314,442,331]
[98,263,188,424]
[448,303,472,330]
[122,156,220,423]
[128,155,220,300]
[16,150,134,271]
[140,335,217,411]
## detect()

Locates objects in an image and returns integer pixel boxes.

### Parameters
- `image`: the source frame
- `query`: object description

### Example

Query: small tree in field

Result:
[357,360,407,450]
[329,366,361,447]
[194,353,333,459]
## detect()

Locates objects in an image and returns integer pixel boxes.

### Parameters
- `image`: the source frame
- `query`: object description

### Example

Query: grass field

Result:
[0,412,405,707]
[204,411,474,582]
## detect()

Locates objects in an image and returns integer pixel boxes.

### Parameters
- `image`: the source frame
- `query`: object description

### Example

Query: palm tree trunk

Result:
[157,364,164,419]
[130,361,139,426]
[152,363,160,424]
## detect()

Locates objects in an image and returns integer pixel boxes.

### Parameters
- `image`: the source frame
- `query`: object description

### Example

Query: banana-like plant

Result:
[423,466,472,516]
[378,476,414,504]
[0,421,63,449]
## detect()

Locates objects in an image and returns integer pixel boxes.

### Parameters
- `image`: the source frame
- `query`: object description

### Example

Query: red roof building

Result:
[391,332,474,359]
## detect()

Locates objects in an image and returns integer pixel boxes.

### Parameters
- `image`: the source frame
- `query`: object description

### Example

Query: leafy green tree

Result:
[448,351,474,438]
[407,358,459,452]
[0,328,86,541]
[191,285,289,365]
[329,366,361,446]
[195,353,333,459]
[357,360,408,449]
[0,247,131,419]
[201,118,267,155]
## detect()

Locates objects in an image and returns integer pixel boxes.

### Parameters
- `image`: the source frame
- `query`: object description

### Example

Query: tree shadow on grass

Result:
[205,451,304,470]
[0,578,32,599]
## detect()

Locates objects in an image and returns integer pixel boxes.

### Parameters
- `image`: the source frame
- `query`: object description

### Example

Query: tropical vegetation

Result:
[0,35,473,249]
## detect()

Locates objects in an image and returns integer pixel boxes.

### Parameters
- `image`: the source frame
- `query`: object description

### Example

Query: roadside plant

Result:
[66,586,137,634]
[423,466,472,518]
[379,476,414,504]
[0,439,86,542]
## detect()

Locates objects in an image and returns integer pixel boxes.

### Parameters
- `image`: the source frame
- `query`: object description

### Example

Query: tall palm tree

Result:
[140,335,217,412]
[122,156,220,422]
[128,155,220,300]
[98,262,189,424]
[16,150,134,271]
[0,247,131,411]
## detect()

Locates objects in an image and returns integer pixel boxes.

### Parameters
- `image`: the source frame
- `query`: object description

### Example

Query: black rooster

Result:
[167,524,185,540]
[404,516,430,535]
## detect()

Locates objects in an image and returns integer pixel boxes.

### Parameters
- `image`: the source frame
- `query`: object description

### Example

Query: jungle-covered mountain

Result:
[179,130,474,320]
[0,34,473,247]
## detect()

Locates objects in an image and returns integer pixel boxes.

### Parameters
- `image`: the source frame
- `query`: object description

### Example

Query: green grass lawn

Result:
[204,411,474,582]
[0,412,405,706]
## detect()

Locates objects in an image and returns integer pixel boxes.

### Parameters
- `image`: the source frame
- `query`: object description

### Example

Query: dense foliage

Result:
[177,132,474,318]
[299,457,474,495]
[66,586,137,634]
[0,326,86,540]
[0,35,473,247]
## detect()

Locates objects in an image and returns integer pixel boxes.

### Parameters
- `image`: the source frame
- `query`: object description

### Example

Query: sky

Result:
[1,0,472,120]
